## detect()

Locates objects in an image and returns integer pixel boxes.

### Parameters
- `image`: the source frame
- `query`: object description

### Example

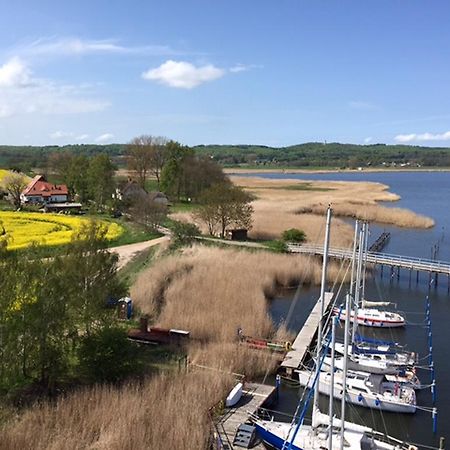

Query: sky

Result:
[0,0,449,147]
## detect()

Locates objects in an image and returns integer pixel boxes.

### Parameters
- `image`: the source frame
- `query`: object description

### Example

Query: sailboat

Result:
[322,357,423,390]
[254,209,415,450]
[332,343,417,374]
[335,222,406,328]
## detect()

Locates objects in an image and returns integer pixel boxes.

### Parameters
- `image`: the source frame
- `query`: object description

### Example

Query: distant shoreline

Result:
[224,167,450,175]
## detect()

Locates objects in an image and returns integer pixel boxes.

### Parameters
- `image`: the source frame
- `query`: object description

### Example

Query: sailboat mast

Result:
[351,225,365,346]
[340,293,351,450]
[361,222,369,302]
[313,206,332,420]
[328,316,336,450]
[349,219,359,298]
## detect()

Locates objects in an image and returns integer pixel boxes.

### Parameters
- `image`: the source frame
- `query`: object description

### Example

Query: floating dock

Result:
[213,382,277,449]
[280,292,334,377]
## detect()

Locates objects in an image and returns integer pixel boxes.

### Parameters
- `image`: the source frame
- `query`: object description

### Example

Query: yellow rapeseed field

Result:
[0,211,123,250]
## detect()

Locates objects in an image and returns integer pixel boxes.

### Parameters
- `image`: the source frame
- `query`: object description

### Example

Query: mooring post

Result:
[380,265,383,278]
[409,269,412,286]
[439,436,445,450]
[397,267,400,281]
[435,273,438,287]
[417,270,419,284]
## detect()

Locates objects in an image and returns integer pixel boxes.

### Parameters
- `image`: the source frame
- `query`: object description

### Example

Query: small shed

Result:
[118,297,133,320]
[226,229,248,241]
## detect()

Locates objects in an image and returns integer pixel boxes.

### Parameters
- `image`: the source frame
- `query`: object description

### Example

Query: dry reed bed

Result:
[297,203,435,229]
[131,245,344,344]
[229,176,434,243]
[0,372,233,450]
[172,176,428,247]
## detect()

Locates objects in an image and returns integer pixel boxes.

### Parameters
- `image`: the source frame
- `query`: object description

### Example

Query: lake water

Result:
[239,171,450,446]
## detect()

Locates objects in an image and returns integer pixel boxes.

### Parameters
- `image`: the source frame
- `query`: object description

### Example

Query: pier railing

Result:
[287,244,450,276]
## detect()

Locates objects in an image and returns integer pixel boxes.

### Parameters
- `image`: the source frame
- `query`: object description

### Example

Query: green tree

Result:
[63,222,126,335]
[87,154,116,209]
[195,183,254,237]
[282,228,307,243]
[160,141,193,200]
[171,221,200,246]
[78,327,144,382]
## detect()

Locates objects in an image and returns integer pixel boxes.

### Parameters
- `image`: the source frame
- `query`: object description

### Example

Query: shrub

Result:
[171,221,200,246]
[282,228,306,243]
[78,327,144,383]
[267,240,288,253]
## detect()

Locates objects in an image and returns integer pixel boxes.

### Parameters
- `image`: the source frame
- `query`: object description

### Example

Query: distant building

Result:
[226,228,248,241]
[115,180,169,206]
[21,175,69,205]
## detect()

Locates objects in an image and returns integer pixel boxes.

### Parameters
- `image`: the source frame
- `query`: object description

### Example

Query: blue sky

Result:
[0,0,449,146]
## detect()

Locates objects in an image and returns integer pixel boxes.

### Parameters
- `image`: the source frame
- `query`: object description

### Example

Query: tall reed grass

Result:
[297,203,435,229]
[0,372,233,450]
[131,245,343,343]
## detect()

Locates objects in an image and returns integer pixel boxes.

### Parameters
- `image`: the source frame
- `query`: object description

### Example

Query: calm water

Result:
[242,171,450,445]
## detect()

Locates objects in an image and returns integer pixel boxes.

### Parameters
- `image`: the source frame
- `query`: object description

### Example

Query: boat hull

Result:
[254,422,302,450]
[297,371,416,414]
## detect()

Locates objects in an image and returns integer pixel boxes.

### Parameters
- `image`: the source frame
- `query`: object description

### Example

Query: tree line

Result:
[3,142,450,172]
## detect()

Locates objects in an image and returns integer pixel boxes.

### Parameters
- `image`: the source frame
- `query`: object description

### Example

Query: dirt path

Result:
[109,236,170,269]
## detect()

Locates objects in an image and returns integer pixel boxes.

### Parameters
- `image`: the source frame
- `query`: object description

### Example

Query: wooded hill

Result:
[194,143,450,168]
[2,142,450,170]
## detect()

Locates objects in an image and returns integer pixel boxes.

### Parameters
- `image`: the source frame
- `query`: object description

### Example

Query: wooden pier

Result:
[280,292,334,376]
[287,244,450,277]
[368,231,390,252]
[213,382,277,449]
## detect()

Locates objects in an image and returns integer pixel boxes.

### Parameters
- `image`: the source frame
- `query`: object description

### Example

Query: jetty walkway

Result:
[288,244,450,276]
[281,292,334,376]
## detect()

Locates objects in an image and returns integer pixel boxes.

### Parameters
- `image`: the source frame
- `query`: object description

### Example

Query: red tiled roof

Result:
[22,175,68,197]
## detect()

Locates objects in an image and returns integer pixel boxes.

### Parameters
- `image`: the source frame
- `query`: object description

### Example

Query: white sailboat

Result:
[335,306,405,327]
[297,368,416,413]
[336,222,406,329]
[333,342,417,374]
[254,211,415,450]
[322,357,423,390]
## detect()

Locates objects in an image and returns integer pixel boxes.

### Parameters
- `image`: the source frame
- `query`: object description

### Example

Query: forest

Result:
[2,141,450,171]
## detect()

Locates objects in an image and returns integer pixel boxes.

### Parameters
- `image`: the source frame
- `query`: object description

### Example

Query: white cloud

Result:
[18,37,179,58]
[95,133,114,143]
[0,57,109,118]
[229,63,262,73]
[50,130,73,139]
[49,131,90,140]
[349,100,377,111]
[394,131,450,143]
[142,60,225,89]
[0,57,32,87]
[364,137,373,144]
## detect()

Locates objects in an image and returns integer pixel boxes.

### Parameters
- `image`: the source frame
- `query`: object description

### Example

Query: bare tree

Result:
[127,135,168,189]
[149,136,168,188]
[129,192,167,231]
[194,183,254,237]
[3,172,27,209]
